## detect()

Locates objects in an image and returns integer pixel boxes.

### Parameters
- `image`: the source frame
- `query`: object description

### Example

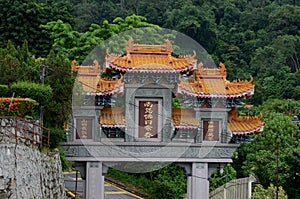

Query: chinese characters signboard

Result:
[202,120,219,141]
[138,101,159,138]
[76,118,93,139]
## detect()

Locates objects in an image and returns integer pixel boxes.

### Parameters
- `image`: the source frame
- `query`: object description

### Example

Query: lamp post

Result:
[40,60,45,126]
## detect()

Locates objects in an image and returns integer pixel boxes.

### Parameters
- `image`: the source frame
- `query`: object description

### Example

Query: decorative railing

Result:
[0,116,50,150]
[209,175,256,199]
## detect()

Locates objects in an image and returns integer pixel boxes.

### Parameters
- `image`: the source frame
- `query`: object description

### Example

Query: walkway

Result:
[64,171,143,199]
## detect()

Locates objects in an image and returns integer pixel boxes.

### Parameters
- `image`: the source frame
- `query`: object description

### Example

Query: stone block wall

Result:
[0,144,65,199]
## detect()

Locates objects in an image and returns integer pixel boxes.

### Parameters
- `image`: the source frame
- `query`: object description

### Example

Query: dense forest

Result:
[0,0,299,198]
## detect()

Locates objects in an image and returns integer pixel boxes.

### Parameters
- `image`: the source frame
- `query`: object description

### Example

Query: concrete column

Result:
[188,162,209,199]
[187,176,192,199]
[86,162,105,199]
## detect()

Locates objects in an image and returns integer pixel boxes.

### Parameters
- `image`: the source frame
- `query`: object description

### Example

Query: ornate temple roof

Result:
[99,107,126,128]
[72,60,101,93]
[72,60,124,95]
[73,41,255,99]
[95,75,124,96]
[227,107,264,135]
[105,39,196,73]
[172,108,200,129]
[178,63,254,98]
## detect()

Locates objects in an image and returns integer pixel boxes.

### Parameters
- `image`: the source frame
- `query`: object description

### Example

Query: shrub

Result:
[11,81,52,104]
[0,85,9,97]
[0,98,38,117]
[59,148,71,170]
[148,164,187,199]
[252,184,288,199]
[48,128,66,149]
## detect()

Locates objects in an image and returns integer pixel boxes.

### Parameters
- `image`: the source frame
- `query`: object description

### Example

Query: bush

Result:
[59,148,71,170]
[0,85,8,97]
[0,98,38,117]
[11,81,52,104]
[48,128,66,149]
[252,184,288,199]
[107,164,187,199]
[148,164,187,199]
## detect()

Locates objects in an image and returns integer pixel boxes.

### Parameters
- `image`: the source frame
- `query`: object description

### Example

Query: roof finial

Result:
[219,62,226,77]
[126,38,134,54]
[249,75,254,83]
[165,39,172,52]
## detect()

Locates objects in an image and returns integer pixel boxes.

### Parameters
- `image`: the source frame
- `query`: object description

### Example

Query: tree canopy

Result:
[0,0,299,197]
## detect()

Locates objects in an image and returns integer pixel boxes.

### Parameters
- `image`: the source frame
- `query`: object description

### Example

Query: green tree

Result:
[0,0,74,57]
[42,14,161,63]
[44,51,76,128]
[148,164,187,199]
[209,164,237,192]
[252,184,288,199]
[165,1,217,53]
[0,41,40,85]
[0,85,9,97]
[233,112,300,198]
[11,81,52,105]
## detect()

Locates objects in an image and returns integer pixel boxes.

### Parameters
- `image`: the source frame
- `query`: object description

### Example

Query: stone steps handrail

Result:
[0,116,50,150]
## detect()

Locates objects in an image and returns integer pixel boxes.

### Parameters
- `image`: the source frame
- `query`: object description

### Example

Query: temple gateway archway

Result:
[62,39,264,199]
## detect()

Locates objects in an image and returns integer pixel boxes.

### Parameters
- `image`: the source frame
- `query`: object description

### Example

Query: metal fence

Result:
[0,116,50,149]
[209,176,256,199]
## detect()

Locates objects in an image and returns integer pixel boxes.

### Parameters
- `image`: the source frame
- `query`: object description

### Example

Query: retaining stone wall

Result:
[0,144,65,199]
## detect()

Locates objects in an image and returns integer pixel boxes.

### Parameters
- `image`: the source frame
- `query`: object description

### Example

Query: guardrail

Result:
[209,175,256,199]
[0,116,50,150]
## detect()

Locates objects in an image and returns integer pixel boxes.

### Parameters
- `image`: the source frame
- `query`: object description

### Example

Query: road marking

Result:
[72,177,83,181]
[63,171,77,175]
[105,191,128,194]
[105,182,144,199]
[64,172,143,198]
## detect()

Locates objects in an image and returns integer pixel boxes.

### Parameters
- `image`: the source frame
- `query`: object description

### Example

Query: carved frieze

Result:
[124,73,178,85]
[61,144,238,159]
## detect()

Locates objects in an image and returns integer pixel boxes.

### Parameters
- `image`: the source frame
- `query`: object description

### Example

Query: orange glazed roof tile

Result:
[178,63,254,98]
[94,75,124,96]
[76,76,100,93]
[227,107,264,135]
[72,60,101,75]
[106,39,196,73]
[72,60,101,93]
[99,107,126,128]
[72,60,124,95]
[172,108,200,129]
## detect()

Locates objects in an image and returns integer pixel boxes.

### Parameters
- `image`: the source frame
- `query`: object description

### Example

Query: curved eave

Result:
[173,125,199,129]
[108,62,195,73]
[229,123,264,135]
[86,84,124,96]
[178,86,255,99]
[100,124,126,128]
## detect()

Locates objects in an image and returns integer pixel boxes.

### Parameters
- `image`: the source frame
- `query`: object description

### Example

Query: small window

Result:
[102,128,125,138]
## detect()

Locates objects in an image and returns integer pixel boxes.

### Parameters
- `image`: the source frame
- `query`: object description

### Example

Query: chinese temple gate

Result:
[61,39,264,199]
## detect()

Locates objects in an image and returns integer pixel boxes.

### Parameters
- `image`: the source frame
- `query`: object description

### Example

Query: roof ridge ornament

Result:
[125,38,173,54]
[249,75,254,83]
[219,62,227,78]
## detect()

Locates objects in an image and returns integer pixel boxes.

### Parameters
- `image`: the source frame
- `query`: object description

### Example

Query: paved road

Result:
[64,171,143,199]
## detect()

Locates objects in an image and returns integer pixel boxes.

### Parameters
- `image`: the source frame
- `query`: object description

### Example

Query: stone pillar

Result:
[188,162,209,199]
[86,162,105,199]
[94,107,102,142]
[125,87,135,142]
